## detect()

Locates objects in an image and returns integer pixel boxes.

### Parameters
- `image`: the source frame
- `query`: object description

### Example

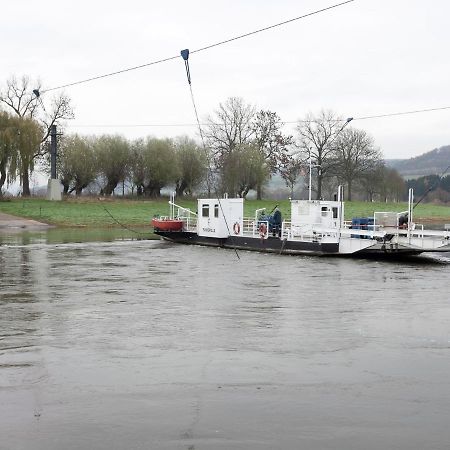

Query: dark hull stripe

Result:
[155,231,339,255]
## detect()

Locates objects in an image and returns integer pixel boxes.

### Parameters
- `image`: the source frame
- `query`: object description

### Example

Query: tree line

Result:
[203,99,405,202]
[406,174,450,203]
[55,134,207,197]
[1,75,407,201]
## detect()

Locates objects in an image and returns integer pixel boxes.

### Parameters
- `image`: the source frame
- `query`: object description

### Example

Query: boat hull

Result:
[151,218,183,232]
[155,230,340,255]
[154,230,450,257]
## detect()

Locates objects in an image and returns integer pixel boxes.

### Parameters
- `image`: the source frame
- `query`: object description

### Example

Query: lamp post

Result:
[308,152,321,201]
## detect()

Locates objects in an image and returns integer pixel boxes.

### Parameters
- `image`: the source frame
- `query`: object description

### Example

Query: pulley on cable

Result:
[180,49,191,85]
[179,48,203,146]
[32,89,46,112]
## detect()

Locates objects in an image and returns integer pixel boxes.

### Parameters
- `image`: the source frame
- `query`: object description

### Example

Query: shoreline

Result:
[0,212,53,232]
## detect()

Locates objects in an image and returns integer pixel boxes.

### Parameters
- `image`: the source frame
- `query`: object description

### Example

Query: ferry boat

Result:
[151,189,450,257]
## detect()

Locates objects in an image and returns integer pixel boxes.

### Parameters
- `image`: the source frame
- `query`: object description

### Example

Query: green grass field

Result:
[1,196,450,227]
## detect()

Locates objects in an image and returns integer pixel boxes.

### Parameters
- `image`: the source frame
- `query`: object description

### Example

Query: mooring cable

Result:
[101,205,148,236]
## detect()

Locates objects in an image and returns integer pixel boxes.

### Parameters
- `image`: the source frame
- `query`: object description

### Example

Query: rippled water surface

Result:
[1,231,450,449]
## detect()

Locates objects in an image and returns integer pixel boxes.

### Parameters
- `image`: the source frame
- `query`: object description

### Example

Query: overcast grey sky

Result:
[3,0,450,159]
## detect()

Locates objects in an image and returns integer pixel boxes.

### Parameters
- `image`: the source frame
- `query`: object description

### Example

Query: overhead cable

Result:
[42,0,356,93]
[65,103,450,129]
[352,105,450,120]
[189,0,355,55]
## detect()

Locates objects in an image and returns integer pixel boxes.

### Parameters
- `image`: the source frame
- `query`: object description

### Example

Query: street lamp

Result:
[308,151,321,201]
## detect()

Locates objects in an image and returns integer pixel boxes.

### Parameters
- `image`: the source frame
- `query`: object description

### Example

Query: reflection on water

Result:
[1,230,450,449]
[0,226,155,246]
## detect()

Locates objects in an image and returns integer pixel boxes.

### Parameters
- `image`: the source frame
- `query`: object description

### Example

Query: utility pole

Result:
[47,124,62,201]
[50,124,57,179]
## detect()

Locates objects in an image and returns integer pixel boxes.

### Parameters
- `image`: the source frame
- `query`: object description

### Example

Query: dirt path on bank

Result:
[0,212,52,232]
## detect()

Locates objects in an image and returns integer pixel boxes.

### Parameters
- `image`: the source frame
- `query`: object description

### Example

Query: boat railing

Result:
[242,218,256,235]
[180,216,197,232]
[242,216,449,243]
[281,221,339,241]
[169,201,197,219]
[255,208,266,225]
[168,200,198,231]
[242,218,272,238]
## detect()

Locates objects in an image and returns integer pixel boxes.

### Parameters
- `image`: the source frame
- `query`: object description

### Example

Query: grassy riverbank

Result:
[1,196,450,227]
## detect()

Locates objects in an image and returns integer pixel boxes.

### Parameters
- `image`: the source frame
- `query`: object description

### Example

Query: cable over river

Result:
[1,230,450,449]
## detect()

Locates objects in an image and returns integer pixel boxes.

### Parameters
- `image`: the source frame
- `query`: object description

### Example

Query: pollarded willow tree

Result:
[0,75,74,195]
[130,137,179,197]
[0,111,17,195]
[0,115,43,195]
[95,135,131,196]
[173,136,207,197]
[8,117,44,196]
[57,134,98,195]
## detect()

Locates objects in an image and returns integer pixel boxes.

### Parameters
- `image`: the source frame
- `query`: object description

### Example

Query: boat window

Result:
[332,207,338,219]
[321,207,329,217]
[214,204,219,218]
[202,204,209,217]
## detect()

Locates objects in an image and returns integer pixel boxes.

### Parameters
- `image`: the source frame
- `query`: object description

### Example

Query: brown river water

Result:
[1,229,450,449]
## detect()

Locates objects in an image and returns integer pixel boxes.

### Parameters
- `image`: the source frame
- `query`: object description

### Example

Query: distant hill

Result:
[386,145,450,179]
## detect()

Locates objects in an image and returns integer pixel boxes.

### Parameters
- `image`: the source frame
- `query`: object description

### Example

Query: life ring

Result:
[259,223,267,239]
[233,222,240,235]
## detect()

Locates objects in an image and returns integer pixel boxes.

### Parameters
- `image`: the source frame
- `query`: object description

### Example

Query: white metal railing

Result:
[280,221,341,242]
[169,201,197,220]
[242,217,270,238]
[255,208,266,225]
[180,216,197,232]
[167,198,198,232]
[242,218,255,235]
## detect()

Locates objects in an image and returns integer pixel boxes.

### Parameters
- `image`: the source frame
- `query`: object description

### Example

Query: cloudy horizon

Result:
[3,0,450,165]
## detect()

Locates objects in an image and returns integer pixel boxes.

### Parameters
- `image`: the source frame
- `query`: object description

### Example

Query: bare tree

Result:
[0,76,41,119]
[205,99,294,198]
[296,110,347,199]
[0,75,74,195]
[252,110,293,199]
[205,97,255,158]
[333,127,382,200]
[381,167,406,202]
[280,156,305,199]
[205,97,255,195]
[358,163,405,202]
